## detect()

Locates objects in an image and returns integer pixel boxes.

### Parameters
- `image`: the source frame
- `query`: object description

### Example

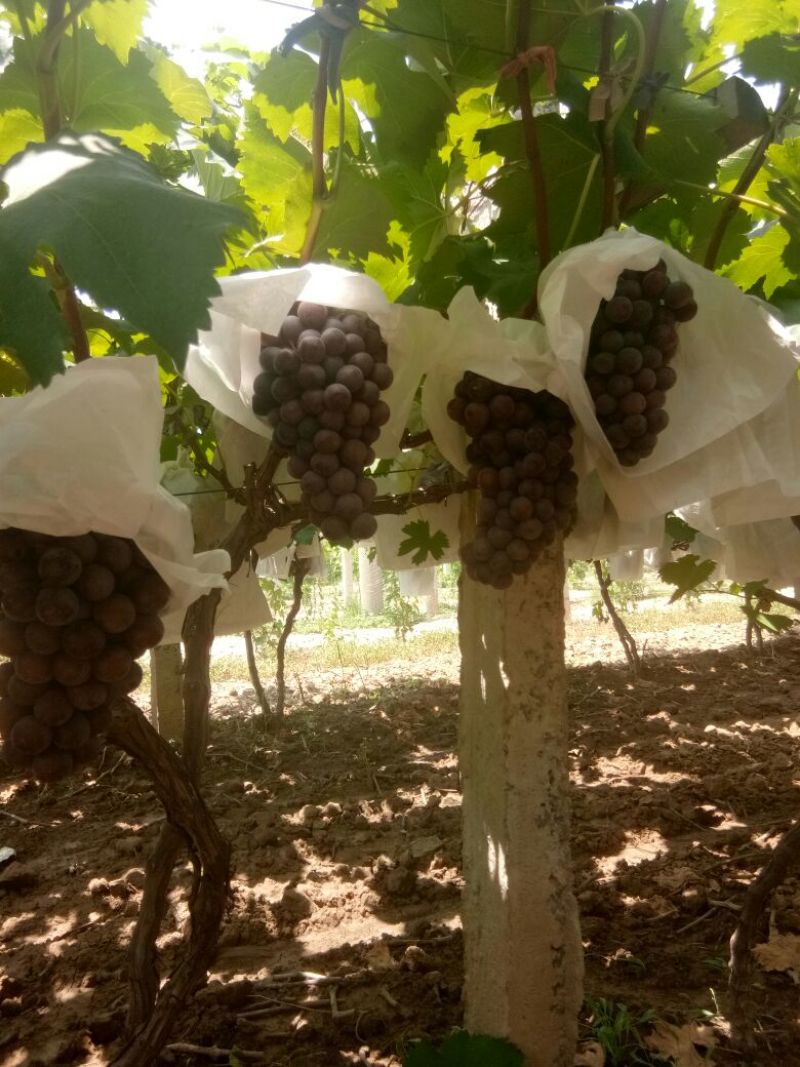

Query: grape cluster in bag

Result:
[252,302,394,544]
[585,262,697,466]
[0,529,168,781]
[448,373,578,588]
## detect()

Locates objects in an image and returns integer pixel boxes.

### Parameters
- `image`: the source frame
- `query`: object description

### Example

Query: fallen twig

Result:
[166,1044,264,1062]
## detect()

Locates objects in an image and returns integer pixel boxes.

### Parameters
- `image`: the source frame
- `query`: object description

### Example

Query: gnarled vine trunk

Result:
[459,538,583,1066]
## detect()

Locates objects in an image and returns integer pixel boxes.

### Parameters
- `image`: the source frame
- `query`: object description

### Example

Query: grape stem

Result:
[34,0,92,364]
[593,559,640,675]
[274,556,311,718]
[299,35,332,265]
[511,0,551,317]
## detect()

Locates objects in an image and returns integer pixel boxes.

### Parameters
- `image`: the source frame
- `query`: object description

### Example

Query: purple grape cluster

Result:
[448,373,578,589]
[252,301,394,544]
[585,263,697,466]
[0,529,168,782]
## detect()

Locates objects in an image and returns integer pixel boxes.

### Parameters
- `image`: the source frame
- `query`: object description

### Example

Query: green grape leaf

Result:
[725,225,792,298]
[0,107,41,164]
[753,611,795,634]
[0,133,241,384]
[741,33,800,85]
[148,48,213,125]
[341,28,451,168]
[397,520,450,566]
[316,159,395,259]
[405,1032,524,1067]
[61,31,179,146]
[710,0,797,51]
[659,555,718,603]
[83,0,148,63]
[664,513,697,546]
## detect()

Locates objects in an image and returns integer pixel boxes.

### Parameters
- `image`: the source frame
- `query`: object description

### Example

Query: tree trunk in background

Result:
[459,539,583,1066]
[150,644,184,742]
[358,545,384,615]
[341,547,354,605]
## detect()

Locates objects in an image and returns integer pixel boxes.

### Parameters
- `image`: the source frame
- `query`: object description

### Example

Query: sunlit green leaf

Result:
[0,107,42,164]
[725,224,792,298]
[0,133,241,383]
[148,48,213,124]
[660,555,718,603]
[83,0,148,63]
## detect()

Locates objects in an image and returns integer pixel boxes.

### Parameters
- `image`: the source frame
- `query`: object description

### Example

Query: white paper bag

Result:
[161,567,272,643]
[184,267,445,459]
[0,357,229,614]
[565,471,664,561]
[535,227,797,518]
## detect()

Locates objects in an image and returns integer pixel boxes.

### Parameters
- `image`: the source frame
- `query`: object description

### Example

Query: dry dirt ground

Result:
[2,618,800,1066]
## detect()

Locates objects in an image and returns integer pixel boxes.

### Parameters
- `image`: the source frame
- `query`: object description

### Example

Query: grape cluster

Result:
[585,262,697,466]
[0,529,168,782]
[448,373,578,589]
[252,301,394,544]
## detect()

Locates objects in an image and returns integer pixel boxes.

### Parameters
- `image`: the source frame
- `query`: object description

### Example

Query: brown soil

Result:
[2,625,800,1066]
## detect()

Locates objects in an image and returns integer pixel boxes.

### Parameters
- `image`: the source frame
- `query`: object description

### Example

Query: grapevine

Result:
[448,373,578,589]
[251,301,393,544]
[585,262,697,466]
[0,528,169,781]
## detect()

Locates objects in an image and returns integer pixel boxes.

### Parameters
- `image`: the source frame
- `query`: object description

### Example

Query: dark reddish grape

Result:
[634,368,657,393]
[608,375,634,398]
[648,324,677,350]
[297,302,328,330]
[0,697,24,733]
[87,706,113,734]
[62,621,106,659]
[15,652,53,685]
[310,490,335,515]
[296,439,314,461]
[259,346,281,372]
[619,392,647,416]
[76,564,116,603]
[53,712,91,751]
[344,332,365,356]
[638,433,658,456]
[606,425,630,450]
[96,537,133,575]
[10,715,51,755]
[356,479,377,505]
[2,586,37,622]
[298,332,326,364]
[310,453,339,478]
[323,356,344,382]
[121,614,164,658]
[94,646,133,684]
[447,397,466,423]
[52,654,91,688]
[369,401,391,427]
[271,377,300,404]
[93,595,136,635]
[319,409,346,432]
[287,456,308,480]
[67,681,108,712]
[112,661,144,695]
[280,400,305,426]
[605,296,633,323]
[24,622,60,656]
[329,468,357,496]
[33,689,74,727]
[586,376,605,399]
[622,331,645,349]
[647,409,670,433]
[301,470,326,496]
[274,349,300,375]
[616,279,641,301]
[489,394,515,422]
[641,269,668,298]
[333,493,364,522]
[345,402,371,428]
[674,300,697,322]
[589,351,615,375]
[280,314,303,345]
[349,351,374,378]
[297,364,326,390]
[324,383,352,412]
[600,330,624,352]
[595,394,617,417]
[615,348,643,375]
[0,560,37,589]
[0,529,30,563]
[663,280,693,310]
[297,417,320,442]
[645,390,666,410]
[321,327,347,356]
[622,414,648,438]
[630,300,653,328]
[494,509,514,531]
[349,512,378,541]
[370,362,393,391]
[301,389,325,415]
[320,515,349,542]
[252,393,273,418]
[656,366,677,391]
[313,429,342,455]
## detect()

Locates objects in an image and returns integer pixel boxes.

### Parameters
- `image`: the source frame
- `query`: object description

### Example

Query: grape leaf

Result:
[405,1031,524,1067]
[741,34,800,85]
[659,555,718,603]
[754,611,795,634]
[0,133,241,384]
[397,520,449,566]
[664,513,697,546]
[148,48,213,125]
[725,224,792,298]
[0,107,41,165]
[293,524,317,547]
[83,0,148,63]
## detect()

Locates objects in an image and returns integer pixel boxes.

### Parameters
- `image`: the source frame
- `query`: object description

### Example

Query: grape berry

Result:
[0,529,169,782]
[585,263,697,466]
[448,374,578,589]
[252,302,393,544]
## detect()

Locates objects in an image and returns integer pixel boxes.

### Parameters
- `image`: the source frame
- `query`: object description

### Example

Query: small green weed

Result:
[586,998,667,1066]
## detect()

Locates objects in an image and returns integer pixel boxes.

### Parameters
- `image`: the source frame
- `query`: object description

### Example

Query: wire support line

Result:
[257,0,756,102]
[168,465,442,498]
